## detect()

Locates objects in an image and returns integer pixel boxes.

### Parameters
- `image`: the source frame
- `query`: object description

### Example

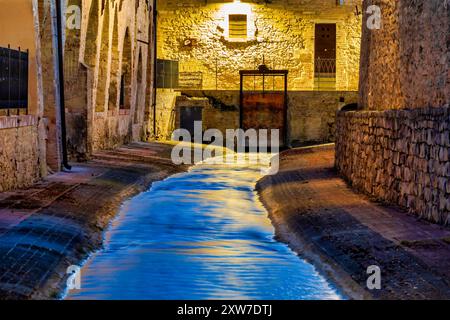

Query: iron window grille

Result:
[0,46,29,112]
[156,59,179,89]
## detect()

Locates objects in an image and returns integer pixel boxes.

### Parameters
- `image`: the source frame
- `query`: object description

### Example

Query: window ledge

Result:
[222,36,256,44]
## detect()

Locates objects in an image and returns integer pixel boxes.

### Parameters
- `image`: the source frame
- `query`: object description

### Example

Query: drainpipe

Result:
[55,0,71,170]
[152,0,157,137]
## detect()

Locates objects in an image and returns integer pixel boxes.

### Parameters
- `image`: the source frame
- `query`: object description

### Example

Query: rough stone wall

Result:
[155,90,358,144]
[336,109,450,226]
[158,0,362,91]
[359,0,450,110]
[153,89,180,140]
[336,1,450,226]
[289,91,358,145]
[0,116,40,192]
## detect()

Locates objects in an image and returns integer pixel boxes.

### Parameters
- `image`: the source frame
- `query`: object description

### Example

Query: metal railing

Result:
[315,58,336,76]
[314,58,336,91]
[0,46,29,113]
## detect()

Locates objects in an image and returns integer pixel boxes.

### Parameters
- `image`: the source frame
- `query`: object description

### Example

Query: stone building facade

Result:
[64,0,153,159]
[0,0,154,192]
[152,0,362,145]
[336,0,450,225]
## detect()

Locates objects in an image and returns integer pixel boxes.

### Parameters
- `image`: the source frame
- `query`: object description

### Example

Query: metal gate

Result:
[240,66,288,147]
[0,46,29,112]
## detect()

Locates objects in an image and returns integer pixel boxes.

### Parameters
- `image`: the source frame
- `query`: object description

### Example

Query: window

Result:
[156,59,179,89]
[314,24,337,75]
[314,24,336,90]
[229,14,247,39]
[0,46,28,111]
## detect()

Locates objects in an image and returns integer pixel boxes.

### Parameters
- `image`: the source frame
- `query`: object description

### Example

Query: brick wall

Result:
[336,109,450,226]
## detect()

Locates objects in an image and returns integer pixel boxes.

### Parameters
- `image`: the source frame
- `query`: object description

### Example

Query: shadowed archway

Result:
[120,28,132,111]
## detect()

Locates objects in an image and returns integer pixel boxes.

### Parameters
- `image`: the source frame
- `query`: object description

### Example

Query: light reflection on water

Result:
[67,157,342,300]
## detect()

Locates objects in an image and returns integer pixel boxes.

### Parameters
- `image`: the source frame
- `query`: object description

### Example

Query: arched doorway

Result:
[119,28,132,111]
[95,1,110,112]
[108,7,120,112]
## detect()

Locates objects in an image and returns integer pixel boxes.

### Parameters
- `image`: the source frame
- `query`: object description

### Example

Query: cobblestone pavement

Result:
[257,144,450,300]
[0,142,186,300]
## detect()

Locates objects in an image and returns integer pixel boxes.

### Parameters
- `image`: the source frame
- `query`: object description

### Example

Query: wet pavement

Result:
[67,157,341,300]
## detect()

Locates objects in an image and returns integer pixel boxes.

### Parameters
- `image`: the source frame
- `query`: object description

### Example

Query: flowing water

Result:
[66,156,342,300]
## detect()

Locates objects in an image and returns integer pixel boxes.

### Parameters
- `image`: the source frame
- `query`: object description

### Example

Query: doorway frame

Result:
[239,69,289,147]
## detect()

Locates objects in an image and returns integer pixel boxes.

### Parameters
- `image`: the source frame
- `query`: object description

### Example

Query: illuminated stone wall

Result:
[158,0,362,91]
[0,116,40,192]
[154,89,358,145]
[359,0,450,110]
[65,0,152,155]
[336,0,450,226]
[336,108,450,226]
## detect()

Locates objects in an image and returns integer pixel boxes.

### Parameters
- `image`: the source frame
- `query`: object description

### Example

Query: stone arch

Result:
[84,0,99,67]
[120,28,132,110]
[108,6,120,111]
[95,1,110,112]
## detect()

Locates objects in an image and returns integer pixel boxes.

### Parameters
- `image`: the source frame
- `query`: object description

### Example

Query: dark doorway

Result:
[180,107,203,138]
[120,29,132,110]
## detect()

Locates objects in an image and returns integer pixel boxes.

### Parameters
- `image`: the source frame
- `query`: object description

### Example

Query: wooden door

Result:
[315,24,336,74]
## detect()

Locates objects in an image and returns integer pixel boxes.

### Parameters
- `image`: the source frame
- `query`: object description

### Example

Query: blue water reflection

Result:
[67,160,342,300]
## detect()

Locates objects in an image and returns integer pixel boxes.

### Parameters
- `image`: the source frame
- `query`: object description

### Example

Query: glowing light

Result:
[222,0,252,15]
[219,0,253,41]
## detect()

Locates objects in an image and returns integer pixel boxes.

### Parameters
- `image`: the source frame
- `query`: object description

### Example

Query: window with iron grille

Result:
[0,46,28,110]
[156,59,179,89]
[229,14,247,39]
